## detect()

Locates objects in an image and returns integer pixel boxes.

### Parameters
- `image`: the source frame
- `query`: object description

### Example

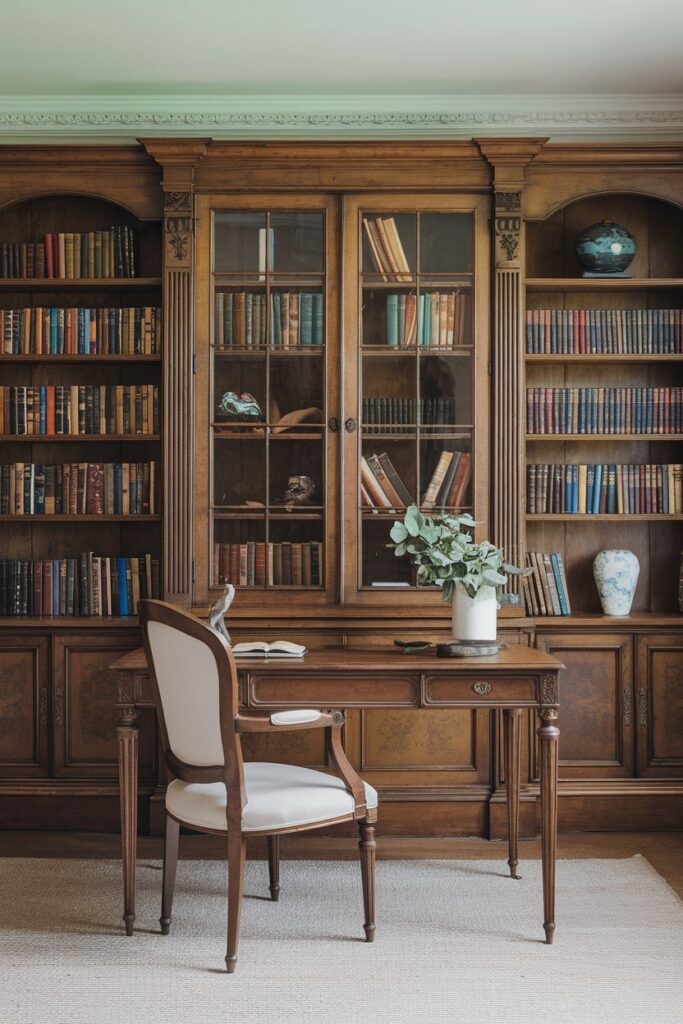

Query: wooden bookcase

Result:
[0,149,164,828]
[0,139,681,836]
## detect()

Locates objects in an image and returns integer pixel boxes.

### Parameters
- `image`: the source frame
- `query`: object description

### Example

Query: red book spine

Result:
[44,235,54,279]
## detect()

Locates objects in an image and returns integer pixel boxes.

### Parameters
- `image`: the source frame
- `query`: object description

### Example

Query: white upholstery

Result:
[270,709,322,726]
[146,620,225,767]
[166,762,379,833]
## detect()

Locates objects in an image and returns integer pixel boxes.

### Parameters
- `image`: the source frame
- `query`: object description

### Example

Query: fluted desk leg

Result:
[117,678,140,937]
[504,708,522,879]
[538,707,559,944]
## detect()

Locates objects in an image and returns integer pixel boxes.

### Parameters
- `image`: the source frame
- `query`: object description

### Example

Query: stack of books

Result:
[360,453,413,509]
[0,385,160,435]
[0,553,160,616]
[0,228,138,279]
[362,217,411,281]
[526,307,683,354]
[523,552,571,617]
[0,306,161,355]
[421,451,472,510]
[527,462,683,515]
[0,462,157,516]
[213,541,323,587]
[527,387,683,434]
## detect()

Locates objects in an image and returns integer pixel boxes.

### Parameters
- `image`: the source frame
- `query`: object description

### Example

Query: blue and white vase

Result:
[593,550,640,616]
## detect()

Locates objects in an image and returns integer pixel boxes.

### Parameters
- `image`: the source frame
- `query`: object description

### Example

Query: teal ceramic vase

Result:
[574,220,637,277]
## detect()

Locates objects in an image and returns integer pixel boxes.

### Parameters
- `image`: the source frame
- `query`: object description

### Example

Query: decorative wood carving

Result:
[541,673,559,706]
[639,687,648,727]
[473,681,492,695]
[623,686,633,727]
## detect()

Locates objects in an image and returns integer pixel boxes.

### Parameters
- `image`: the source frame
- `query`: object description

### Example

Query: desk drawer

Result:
[424,674,538,707]
[245,672,419,708]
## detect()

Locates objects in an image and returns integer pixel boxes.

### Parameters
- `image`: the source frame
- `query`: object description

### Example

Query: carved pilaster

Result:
[475,139,547,591]
[140,140,210,608]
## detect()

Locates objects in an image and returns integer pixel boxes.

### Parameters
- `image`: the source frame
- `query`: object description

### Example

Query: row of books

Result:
[215,291,324,349]
[527,463,683,515]
[526,308,683,354]
[360,450,471,510]
[0,553,160,617]
[372,292,468,348]
[523,552,572,617]
[362,217,411,281]
[0,228,138,279]
[1,385,160,436]
[421,450,472,509]
[526,387,683,435]
[213,541,323,587]
[0,462,157,516]
[362,397,457,431]
[0,306,161,356]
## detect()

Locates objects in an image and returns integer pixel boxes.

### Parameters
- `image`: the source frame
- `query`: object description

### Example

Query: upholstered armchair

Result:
[139,599,378,972]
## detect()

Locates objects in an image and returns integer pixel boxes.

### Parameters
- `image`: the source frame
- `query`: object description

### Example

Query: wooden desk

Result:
[113,644,563,943]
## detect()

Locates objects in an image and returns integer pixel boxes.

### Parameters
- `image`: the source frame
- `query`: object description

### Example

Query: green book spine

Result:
[300,293,313,345]
[312,293,323,345]
[386,294,398,347]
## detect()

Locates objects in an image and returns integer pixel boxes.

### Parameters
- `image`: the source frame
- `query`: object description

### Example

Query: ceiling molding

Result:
[0,94,682,142]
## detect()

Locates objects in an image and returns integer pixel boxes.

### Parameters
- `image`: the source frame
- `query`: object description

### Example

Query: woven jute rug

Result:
[1,855,681,1024]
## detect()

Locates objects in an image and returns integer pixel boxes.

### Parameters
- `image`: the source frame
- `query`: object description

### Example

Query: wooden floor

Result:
[2,831,683,897]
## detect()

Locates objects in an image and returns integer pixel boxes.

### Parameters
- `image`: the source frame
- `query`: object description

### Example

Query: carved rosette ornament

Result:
[541,673,559,707]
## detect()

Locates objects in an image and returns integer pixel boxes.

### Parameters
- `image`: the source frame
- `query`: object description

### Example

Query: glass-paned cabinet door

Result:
[194,197,339,607]
[343,195,490,605]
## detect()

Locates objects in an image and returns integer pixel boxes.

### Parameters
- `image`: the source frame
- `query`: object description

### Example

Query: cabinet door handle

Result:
[623,686,632,726]
[327,417,340,433]
[344,417,357,433]
[638,687,647,727]
[473,681,492,696]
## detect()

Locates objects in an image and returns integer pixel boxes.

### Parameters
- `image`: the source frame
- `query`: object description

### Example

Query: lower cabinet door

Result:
[52,634,157,782]
[0,635,50,778]
[534,632,634,779]
[636,634,683,779]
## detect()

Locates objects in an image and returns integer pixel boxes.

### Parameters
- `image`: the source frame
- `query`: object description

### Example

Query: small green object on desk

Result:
[394,639,433,653]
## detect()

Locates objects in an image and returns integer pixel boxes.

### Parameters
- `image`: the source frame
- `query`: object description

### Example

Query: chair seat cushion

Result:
[166,762,378,833]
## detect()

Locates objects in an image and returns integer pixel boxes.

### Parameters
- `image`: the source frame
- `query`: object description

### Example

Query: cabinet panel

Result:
[636,634,683,777]
[52,634,156,781]
[0,636,49,778]
[534,632,634,778]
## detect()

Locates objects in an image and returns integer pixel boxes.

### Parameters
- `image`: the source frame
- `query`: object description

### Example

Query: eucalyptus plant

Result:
[389,505,525,603]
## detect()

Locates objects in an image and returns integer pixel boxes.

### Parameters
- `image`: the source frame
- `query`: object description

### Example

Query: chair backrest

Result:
[139,600,241,781]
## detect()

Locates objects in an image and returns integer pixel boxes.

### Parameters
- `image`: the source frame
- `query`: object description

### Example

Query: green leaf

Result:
[390,521,408,543]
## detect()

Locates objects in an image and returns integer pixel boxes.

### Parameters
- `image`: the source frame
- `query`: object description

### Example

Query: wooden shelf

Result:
[0,434,160,442]
[361,346,473,356]
[526,434,683,442]
[0,277,161,291]
[526,277,683,291]
[0,514,161,522]
[526,513,683,521]
[525,353,683,364]
[0,354,161,363]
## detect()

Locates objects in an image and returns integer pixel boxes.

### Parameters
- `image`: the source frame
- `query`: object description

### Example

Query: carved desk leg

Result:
[504,708,522,879]
[117,673,140,936]
[538,674,560,944]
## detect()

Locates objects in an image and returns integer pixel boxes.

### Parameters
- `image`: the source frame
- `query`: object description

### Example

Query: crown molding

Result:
[0,94,682,142]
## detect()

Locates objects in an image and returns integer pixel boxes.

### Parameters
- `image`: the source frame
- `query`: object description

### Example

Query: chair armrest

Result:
[236,710,344,733]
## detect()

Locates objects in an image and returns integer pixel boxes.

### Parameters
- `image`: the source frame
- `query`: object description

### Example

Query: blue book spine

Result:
[586,464,594,513]
[565,467,572,513]
[50,309,58,354]
[592,464,602,514]
[117,558,128,615]
[299,293,313,345]
[423,294,431,348]
[571,464,578,513]
[312,293,323,345]
[386,294,399,347]
[550,553,569,615]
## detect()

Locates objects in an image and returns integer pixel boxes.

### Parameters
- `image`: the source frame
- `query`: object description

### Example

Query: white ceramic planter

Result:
[593,549,640,616]
[451,583,498,640]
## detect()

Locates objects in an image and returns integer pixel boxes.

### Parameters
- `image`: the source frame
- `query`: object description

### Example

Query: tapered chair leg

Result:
[226,832,246,973]
[268,835,281,901]
[358,820,376,942]
[160,815,180,934]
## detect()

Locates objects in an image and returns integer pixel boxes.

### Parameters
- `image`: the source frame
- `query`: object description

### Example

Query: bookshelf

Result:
[194,197,336,602]
[0,194,163,617]
[343,196,489,603]
[525,193,683,616]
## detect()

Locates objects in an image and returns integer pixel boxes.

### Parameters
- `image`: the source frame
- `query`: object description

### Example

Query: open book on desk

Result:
[231,640,307,658]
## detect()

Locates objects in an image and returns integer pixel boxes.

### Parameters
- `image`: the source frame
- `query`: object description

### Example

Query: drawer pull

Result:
[472,681,492,696]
